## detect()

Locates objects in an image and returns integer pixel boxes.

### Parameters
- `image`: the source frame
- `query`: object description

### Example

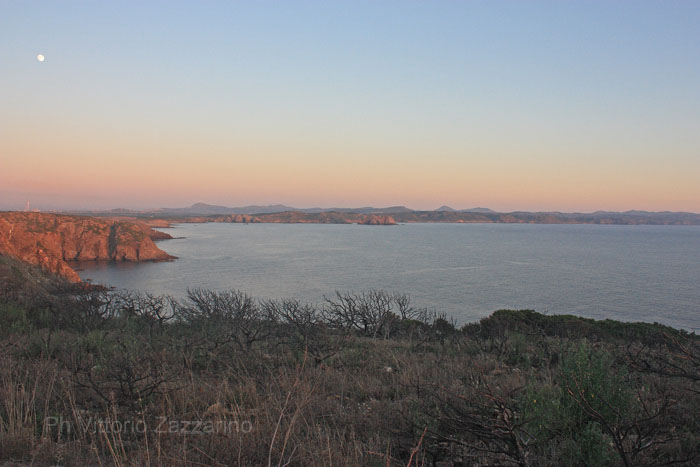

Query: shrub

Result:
[521,342,631,466]
[176,288,274,351]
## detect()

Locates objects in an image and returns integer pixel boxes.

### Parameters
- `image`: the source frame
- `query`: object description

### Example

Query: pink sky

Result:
[2,2,699,213]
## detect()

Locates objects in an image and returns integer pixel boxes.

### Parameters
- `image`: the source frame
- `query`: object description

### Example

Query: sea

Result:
[75,222,700,330]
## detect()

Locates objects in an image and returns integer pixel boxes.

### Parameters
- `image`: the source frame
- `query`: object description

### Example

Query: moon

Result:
[37,54,45,62]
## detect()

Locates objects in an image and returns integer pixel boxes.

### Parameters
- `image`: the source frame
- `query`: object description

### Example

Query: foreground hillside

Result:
[0,212,175,282]
[0,263,698,466]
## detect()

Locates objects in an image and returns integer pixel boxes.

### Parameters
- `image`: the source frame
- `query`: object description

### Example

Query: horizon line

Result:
[3,202,700,217]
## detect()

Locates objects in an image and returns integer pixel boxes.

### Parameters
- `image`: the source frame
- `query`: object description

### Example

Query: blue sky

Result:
[1,1,699,211]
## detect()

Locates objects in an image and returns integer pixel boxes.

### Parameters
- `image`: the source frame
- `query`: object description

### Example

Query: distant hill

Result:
[149,203,413,216]
[156,203,491,216]
[310,206,413,214]
[62,203,700,225]
[436,206,495,213]
[154,203,298,215]
[461,207,496,213]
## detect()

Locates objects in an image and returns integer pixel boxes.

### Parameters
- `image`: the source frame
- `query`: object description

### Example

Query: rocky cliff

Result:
[361,215,397,225]
[0,212,175,282]
[214,214,262,223]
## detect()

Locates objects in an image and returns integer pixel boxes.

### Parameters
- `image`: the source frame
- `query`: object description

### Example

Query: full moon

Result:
[37,54,45,62]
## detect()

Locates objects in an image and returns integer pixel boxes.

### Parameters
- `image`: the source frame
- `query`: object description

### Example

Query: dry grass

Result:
[0,284,699,466]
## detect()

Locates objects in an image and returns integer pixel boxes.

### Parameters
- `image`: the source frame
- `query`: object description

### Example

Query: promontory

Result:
[0,212,175,282]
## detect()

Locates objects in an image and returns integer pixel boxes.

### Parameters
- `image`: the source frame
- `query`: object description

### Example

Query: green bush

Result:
[521,342,631,465]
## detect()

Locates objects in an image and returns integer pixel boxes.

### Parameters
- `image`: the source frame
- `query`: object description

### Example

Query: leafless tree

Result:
[177,288,274,351]
[627,333,700,386]
[411,373,532,466]
[323,290,409,338]
[262,298,348,364]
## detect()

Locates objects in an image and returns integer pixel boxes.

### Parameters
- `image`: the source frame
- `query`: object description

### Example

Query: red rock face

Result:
[361,215,397,225]
[214,214,262,223]
[0,212,175,282]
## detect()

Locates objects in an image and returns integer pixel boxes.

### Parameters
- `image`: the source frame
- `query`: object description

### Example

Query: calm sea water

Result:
[75,223,700,330]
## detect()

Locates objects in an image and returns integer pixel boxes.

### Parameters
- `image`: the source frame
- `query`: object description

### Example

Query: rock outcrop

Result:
[0,212,175,282]
[214,214,262,223]
[361,215,397,225]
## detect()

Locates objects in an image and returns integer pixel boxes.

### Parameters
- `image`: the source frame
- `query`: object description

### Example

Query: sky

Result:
[1,1,699,212]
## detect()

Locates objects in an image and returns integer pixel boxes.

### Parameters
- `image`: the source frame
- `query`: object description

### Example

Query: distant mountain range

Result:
[104,203,443,216]
[67,203,700,225]
[155,203,299,215]
[435,206,496,213]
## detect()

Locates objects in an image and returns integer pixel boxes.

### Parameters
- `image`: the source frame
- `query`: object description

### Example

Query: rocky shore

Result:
[0,212,175,282]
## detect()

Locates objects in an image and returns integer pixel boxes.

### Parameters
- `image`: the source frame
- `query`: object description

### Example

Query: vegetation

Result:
[0,259,699,466]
